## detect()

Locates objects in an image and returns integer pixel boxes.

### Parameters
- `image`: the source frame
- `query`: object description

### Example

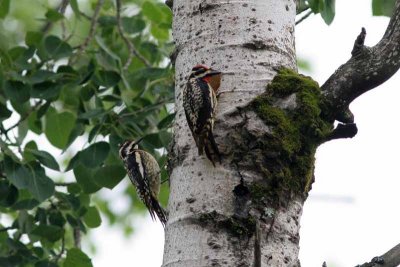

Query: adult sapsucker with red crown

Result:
[119,140,167,227]
[183,65,222,166]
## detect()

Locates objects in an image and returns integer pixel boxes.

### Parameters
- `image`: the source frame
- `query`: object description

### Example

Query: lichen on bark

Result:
[250,68,333,205]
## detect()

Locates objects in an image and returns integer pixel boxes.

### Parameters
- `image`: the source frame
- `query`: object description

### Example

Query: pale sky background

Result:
[90,1,400,266]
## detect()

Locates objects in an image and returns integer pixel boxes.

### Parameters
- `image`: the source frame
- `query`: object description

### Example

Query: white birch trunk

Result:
[163,1,301,266]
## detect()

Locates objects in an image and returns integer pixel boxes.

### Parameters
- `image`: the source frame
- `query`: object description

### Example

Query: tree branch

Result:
[354,243,400,267]
[322,243,400,267]
[71,0,104,64]
[54,235,66,263]
[0,100,42,135]
[54,182,74,186]
[356,244,400,267]
[296,10,313,25]
[322,123,358,143]
[41,0,70,34]
[115,0,151,68]
[321,0,400,123]
[0,226,16,232]
[73,227,81,248]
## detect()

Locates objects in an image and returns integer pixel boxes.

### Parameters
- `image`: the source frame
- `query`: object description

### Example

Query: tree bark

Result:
[164,1,300,266]
[321,0,400,123]
[163,0,400,266]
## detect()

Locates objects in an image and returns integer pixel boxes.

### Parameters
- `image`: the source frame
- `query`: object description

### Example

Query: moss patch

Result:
[251,68,332,204]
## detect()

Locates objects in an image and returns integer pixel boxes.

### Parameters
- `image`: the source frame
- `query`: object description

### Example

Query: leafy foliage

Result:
[297,0,396,25]
[372,0,396,16]
[297,0,336,25]
[0,0,173,265]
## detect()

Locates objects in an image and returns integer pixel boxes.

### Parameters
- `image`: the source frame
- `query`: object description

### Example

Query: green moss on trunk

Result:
[251,69,332,203]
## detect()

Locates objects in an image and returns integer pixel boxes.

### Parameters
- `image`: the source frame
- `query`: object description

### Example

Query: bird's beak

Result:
[134,137,144,146]
[209,70,222,76]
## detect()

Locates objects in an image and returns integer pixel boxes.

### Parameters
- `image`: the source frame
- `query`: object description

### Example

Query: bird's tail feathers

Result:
[197,136,204,155]
[204,129,221,167]
[150,196,168,227]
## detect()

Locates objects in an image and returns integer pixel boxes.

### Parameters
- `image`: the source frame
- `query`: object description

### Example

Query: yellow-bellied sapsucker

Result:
[183,65,222,166]
[119,140,167,227]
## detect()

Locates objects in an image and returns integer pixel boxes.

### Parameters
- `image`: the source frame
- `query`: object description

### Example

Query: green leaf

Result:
[151,25,170,41]
[65,152,81,172]
[122,17,146,34]
[0,0,10,18]
[16,119,29,145]
[83,206,101,228]
[98,16,117,27]
[25,31,44,47]
[35,207,47,224]
[37,102,51,118]
[95,36,120,62]
[372,0,395,16]
[143,131,171,149]
[159,130,172,146]
[64,248,93,267]
[44,35,72,60]
[92,71,121,87]
[45,108,76,149]
[66,214,78,227]
[308,0,324,13]
[100,94,121,102]
[70,0,81,19]
[94,165,125,189]
[23,140,38,162]
[73,165,101,194]
[35,260,58,267]
[78,108,106,120]
[297,57,312,72]
[18,210,34,233]
[157,113,175,129]
[321,0,335,25]
[29,149,60,171]
[0,181,18,207]
[4,81,30,103]
[48,210,66,227]
[64,123,85,152]
[130,67,167,81]
[0,103,12,121]
[158,3,172,24]
[10,101,30,118]
[28,70,61,84]
[31,81,62,100]
[31,224,64,242]
[88,124,101,143]
[4,156,31,189]
[27,111,42,135]
[297,0,308,14]
[45,9,64,22]
[12,199,40,210]
[33,247,44,258]
[142,1,164,23]
[9,46,36,69]
[28,164,55,202]
[80,142,110,168]
[67,183,81,194]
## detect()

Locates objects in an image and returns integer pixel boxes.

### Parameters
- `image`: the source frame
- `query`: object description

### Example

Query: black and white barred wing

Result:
[183,78,220,165]
[121,149,167,226]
